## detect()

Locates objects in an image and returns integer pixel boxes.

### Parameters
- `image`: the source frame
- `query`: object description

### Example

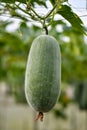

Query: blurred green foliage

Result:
[0,0,87,118]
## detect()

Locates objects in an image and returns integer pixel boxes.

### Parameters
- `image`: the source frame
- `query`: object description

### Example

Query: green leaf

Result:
[50,0,56,5]
[58,5,86,34]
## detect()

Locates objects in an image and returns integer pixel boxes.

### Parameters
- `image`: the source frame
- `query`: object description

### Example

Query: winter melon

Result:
[25,35,61,120]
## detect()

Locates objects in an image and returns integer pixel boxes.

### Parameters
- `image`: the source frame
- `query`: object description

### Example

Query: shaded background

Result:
[0,0,87,130]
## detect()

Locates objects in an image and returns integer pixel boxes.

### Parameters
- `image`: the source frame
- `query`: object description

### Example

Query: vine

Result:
[0,0,86,35]
[5,0,62,35]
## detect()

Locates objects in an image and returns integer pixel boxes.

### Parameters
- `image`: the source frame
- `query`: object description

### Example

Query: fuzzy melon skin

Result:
[25,35,61,112]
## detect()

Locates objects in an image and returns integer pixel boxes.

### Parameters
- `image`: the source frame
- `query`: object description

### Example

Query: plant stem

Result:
[42,19,48,35]
[44,0,62,19]
[15,4,33,17]
[44,4,57,19]
[15,4,43,24]
[7,1,61,34]
[30,6,44,20]
[44,26,48,35]
[29,3,57,20]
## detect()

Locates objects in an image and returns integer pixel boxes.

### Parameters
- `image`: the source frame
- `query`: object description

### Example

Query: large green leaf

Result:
[58,5,86,34]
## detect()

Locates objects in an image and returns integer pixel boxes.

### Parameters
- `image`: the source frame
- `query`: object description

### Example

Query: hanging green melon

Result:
[25,35,61,121]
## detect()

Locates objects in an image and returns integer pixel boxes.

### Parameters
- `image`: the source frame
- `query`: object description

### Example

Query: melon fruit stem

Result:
[35,112,44,121]
[43,19,48,35]
[44,26,48,35]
